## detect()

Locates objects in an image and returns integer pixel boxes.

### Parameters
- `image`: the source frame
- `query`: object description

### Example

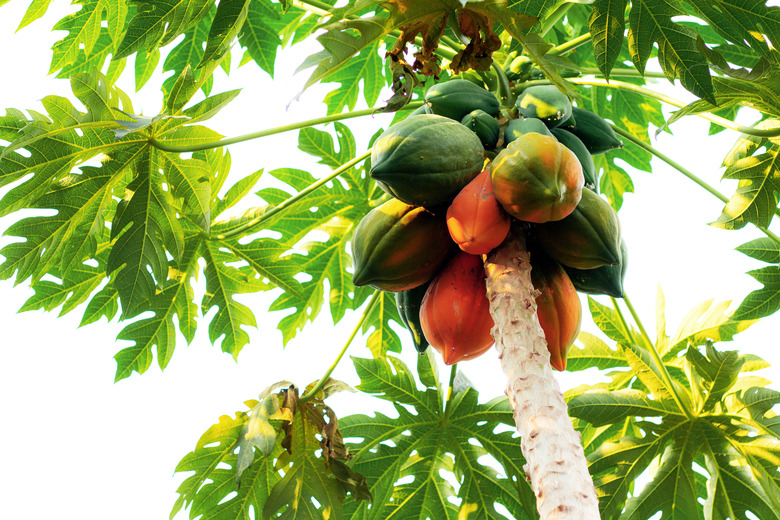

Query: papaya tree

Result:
[1,0,780,519]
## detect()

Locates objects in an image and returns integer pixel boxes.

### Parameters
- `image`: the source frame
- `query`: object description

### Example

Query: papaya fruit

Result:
[550,128,598,191]
[370,114,485,207]
[425,79,500,121]
[351,198,457,292]
[534,188,621,269]
[395,282,431,353]
[504,117,553,145]
[446,169,511,255]
[504,55,533,82]
[530,251,582,371]
[564,239,628,298]
[461,109,500,149]
[421,252,494,365]
[560,107,623,154]
[490,133,584,223]
[515,85,572,128]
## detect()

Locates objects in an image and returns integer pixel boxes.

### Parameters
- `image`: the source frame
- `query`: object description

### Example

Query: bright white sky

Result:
[1,2,778,519]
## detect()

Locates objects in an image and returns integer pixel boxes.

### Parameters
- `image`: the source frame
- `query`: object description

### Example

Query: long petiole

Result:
[612,124,780,246]
[622,293,695,420]
[151,103,421,154]
[213,150,371,240]
[299,290,382,403]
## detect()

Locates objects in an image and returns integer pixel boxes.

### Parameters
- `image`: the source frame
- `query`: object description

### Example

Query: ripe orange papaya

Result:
[531,251,582,371]
[420,252,494,365]
[351,199,457,292]
[446,170,511,255]
[490,133,584,223]
[534,188,621,269]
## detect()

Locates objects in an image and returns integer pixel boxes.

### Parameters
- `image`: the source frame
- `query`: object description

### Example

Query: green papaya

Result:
[370,114,485,207]
[560,107,623,154]
[563,239,628,298]
[515,85,572,128]
[425,79,500,121]
[461,109,500,149]
[503,117,552,145]
[395,282,431,353]
[550,128,598,191]
[352,199,457,292]
[504,55,533,82]
[408,104,432,117]
[534,188,621,269]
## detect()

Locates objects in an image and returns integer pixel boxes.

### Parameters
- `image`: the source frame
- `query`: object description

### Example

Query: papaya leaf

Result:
[587,297,633,345]
[566,331,627,371]
[161,8,214,97]
[733,265,780,320]
[18,261,108,317]
[686,344,744,412]
[134,48,160,91]
[622,343,689,406]
[113,237,200,381]
[262,402,347,520]
[587,0,628,79]
[80,282,120,326]
[213,168,264,219]
[360,290,403,358]
[712,145,780,231]
[17,0,54,31]
[568,388,684,426]
[587,435,664,519]
[200,240,269,358]
[115,0,213,60]
[621,434,703,520]
[239,0,287,77]
[736,236,780,264]
[322,41,385,115]
[198,0,251,68]
[686,0,780,56]
[171,409,283,520]
[699,421,780,520]
[107,149,184,315]
[49,0,128,74]
[341,354,535,520]
[665,299,755,359]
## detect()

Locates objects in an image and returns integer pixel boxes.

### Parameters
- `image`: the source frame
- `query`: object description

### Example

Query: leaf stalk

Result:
[299,290,381,403]
[549,32,592,55]
[622,293,696,420]
[150,104,421,154]
[213,150,372,240]
[612,124,780,246]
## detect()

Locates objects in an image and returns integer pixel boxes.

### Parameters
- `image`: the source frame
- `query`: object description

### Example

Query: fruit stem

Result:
[212,150,372,240]
[549,33,592,55]
[612,124,780,246]
[622,293,696,420]
[492,60,516,107]
[569,78,780,137]
[299,290,381,403]
[443,363,459,416]
[150,104,421,153]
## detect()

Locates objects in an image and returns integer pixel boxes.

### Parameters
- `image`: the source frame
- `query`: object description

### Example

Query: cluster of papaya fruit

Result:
[351,79,627,370]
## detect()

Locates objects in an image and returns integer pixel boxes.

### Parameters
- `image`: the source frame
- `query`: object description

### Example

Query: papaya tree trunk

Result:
[484,231,600,520]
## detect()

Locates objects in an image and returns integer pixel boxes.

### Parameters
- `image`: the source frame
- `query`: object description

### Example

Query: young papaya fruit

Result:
[395,282,431,353]
[515,85,572,128]
[534,188,621,269]
[352,198,457,292]
[564,239,628,298]
[446,169,511,255]
[425,79,500,121]
[421,252,494,365]
[503,117,553,145]
[370,114,485,207]
[490,133,584,223]
[531,250,582,371]
[550,128,598,191]
[461,109,500,149]
[560,107,623,154]
[504,55,533,82]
